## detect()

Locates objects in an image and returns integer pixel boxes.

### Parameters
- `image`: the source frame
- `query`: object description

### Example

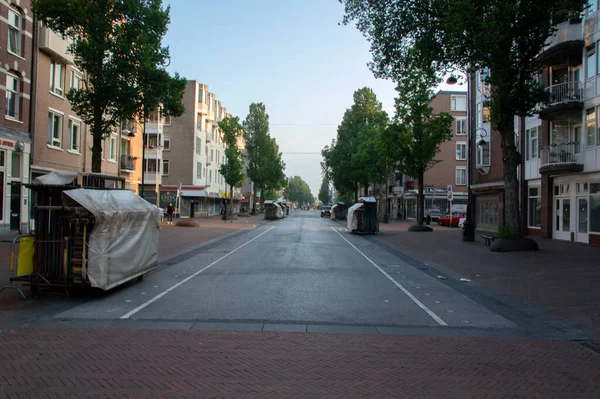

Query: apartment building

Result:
[161,81,241,217]
[0,0,34,234]
[402,91,469,220]
[32,25,119,180]
[119,117,143,194]
[514,5,600,245]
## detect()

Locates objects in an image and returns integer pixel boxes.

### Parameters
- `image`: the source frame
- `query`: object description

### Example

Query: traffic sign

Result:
[447,185,453,201]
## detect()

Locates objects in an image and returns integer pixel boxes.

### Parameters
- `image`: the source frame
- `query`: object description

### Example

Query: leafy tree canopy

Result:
[318,178,331,205]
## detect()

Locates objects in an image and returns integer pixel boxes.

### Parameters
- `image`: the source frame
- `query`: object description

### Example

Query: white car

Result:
[458,217,466,229]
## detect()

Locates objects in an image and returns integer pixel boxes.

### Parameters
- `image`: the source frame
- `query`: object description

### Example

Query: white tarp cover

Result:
[359,196,377,203]
[347,203,364,231]
[330,204,338,220]
[33,171,78,186]
[275,203,284,219]
[64,189,161,290]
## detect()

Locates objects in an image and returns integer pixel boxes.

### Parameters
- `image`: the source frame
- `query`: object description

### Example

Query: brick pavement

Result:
[1,328,599,398]
[377,220,600,334]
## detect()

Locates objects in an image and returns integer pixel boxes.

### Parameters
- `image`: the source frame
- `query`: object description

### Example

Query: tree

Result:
[261,137,287,204]
[389,61,454,226]
[32,0,185,173]
[219,116,245,219]
[318,178,331,205]
[321,88,388,202]
[287,176,314,207]
[243,103,271,214]
[341,0,586,235]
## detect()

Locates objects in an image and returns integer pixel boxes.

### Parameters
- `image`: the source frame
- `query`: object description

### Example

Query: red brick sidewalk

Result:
[378,220,600,333]
[1,328,599,398]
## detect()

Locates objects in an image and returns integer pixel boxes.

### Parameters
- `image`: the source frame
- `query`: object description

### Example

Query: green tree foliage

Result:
[321,88,388,202]
[389,62,454,225]
[287,176,315,206]
[318,178,330,205]
[32,0,186,173]
[341,0,586,233]
[243,103,286,212]
[218,116,245,217]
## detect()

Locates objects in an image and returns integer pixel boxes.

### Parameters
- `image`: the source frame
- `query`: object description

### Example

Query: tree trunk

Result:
[500,120,522,235]
[417,174,424,225]
[230,186,234,216]
[378,182,385,219]
[91,128,102,173]
[354,186,358,203]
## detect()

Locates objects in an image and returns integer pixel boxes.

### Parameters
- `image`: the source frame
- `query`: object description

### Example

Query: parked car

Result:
[321,206,331,217]
[437,212,465,227]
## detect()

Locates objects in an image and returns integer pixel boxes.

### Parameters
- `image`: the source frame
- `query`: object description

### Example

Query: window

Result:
[50,60,65,96]
[162,160,170,175]
[587,108,597,147]
[476,195,499,231]
[587,46,596,79]
[196,162,202,178]
[11,152,20,178]
[8,8,22,56]
[164,115,171,126]
[47,110,63,147]
[455,167,466,185]
[528,187,541,228]
[526,127,538,160]
[209,169,212,183]
[196,137,201,154]
[5,73,20,120]
[591,182,600,233]
[589,0,598,15]
[455,117,467,135]
[68,119,81,153]
[108,135,117,161]
[145,159,158,173]
[164,134,170,151]
[456,142,467,160]
[450,95,467,112]
[482,105,490,123]
[70,68,83,91]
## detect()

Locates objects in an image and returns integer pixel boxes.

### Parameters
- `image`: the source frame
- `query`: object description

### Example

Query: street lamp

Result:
[446,72,487,241]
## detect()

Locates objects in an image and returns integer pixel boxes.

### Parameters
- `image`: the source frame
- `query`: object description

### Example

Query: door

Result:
[573,124,582,155]
[10,183,20,231]
[553,197,572,241]
[576,197,589,243]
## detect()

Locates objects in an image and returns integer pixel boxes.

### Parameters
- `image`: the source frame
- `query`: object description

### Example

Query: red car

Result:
[437,212,465,227]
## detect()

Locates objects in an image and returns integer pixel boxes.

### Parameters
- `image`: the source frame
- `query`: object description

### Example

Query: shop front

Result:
[403,188,467,221]
[0,134,31,235]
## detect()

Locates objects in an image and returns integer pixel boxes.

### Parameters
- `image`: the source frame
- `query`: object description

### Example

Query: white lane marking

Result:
[330,227,447,326]
[120,226,276,319]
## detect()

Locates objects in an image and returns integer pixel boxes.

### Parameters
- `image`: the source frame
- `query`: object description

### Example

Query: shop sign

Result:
[160,192,177,203]
[1,139,14,148]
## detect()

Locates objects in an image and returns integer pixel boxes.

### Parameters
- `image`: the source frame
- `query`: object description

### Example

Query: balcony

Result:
[539,20,583,65]
[145,120,163,134]
[539,143,584,175]
[539,81,583,120]
[39,26,74,64]
[120,155,135,172]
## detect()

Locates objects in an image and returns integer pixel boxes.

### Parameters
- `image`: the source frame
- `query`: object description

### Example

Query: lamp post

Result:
[446,73,488,241]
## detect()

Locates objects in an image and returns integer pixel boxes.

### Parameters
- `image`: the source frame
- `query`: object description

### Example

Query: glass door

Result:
[576,197,589,243]
[554,197,572,241]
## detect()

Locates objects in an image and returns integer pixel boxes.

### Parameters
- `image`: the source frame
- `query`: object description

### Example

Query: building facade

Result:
[161,80,241,217]
[0,0,33,234]
[402,91,469,220]
[517,6,600,245]
[32,25,119,180]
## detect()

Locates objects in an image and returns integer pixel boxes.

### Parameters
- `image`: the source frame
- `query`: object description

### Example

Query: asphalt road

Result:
[46,210,529,334]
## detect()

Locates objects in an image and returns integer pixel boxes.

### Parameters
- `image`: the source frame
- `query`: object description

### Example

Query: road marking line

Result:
[120,226,276,319]
[330,227,447,326]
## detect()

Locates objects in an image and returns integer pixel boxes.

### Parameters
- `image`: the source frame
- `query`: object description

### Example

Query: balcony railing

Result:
[120,155,135,171]
[540,142,582,166]
[546,81,583,106]
[543,21,582,52]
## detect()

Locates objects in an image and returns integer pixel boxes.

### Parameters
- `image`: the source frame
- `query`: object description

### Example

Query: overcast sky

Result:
[164,0,463,195]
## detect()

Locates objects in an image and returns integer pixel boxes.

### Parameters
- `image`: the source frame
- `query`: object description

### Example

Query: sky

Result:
[163,0,463,196]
